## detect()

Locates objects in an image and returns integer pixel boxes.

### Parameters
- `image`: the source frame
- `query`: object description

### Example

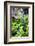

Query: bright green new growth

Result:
[10,11,29,37]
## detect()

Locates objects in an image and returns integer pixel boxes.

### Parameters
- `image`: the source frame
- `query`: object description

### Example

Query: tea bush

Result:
[10,13,29,37]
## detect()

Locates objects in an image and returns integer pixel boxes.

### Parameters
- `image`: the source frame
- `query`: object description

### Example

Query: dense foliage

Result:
[10,9,29,37]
